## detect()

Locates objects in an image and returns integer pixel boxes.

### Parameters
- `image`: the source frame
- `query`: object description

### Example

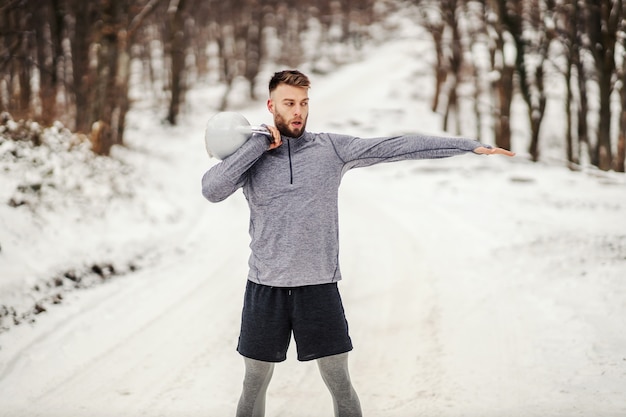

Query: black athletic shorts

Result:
[237,280,353,362]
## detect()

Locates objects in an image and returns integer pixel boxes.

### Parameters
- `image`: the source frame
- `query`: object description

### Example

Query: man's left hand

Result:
[474,146,515,157]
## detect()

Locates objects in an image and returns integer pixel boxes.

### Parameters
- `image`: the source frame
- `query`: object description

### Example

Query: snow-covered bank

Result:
[0,112,208,332]
[1,23,626,417]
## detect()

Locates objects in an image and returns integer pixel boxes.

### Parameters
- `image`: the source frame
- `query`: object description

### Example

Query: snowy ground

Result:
[1,25,626,417]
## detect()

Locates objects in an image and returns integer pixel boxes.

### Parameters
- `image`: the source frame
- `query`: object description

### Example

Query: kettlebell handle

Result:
[239,125,272,137]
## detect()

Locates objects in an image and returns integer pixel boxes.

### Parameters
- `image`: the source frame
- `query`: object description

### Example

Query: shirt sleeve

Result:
[201,134,268,202]
[331,133,488,170]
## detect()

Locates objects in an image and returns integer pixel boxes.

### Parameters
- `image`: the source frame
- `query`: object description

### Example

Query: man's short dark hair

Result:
[269,70,311,93]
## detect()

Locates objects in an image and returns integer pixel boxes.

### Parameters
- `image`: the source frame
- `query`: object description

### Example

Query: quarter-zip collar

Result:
[282,131,310,185]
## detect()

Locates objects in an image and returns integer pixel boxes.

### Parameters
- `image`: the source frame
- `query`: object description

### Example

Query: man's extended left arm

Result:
[332,133,514,170]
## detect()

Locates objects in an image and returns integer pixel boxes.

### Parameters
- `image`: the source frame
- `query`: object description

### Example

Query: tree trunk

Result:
[244,2,263,101]
[488,0,514,151]
[585,0,619,170]
[618,105,626,172]
[596,72,613,170]
[443,0,462,135]
[564,61,575,168]
[576,57,590,164]
[89,0,131,155]
[471,60,483,141]
[3,3,33,120]
[33,0,65,125]
[527,63,547,162]
[166,0,189,125]
[215,23,235,111]
[71,0,97,134]
[429,25,446,113]
[617,45,626,172]
[495,66,513,151]
[562,0,579,168]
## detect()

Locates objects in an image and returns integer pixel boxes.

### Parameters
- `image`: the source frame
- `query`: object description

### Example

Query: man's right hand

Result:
[266,125,282,150]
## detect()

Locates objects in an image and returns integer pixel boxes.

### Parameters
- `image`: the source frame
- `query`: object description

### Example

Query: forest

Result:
[1,0,625,172]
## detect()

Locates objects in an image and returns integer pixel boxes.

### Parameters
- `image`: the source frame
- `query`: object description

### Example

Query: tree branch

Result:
[128,0,167,38]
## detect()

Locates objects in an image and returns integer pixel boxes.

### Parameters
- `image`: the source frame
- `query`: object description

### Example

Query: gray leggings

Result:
[236,352,362,417]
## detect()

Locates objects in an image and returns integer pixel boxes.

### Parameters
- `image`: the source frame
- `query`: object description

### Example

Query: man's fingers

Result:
[475,146,515,157]
[494,147,516,157]
[266,126,282,150]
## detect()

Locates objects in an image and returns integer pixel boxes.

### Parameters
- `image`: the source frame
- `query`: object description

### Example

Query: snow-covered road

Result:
[3,156,625,417]
[1,27,626,417]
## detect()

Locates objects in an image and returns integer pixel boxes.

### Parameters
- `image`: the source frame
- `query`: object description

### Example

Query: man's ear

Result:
[267,98,274,114]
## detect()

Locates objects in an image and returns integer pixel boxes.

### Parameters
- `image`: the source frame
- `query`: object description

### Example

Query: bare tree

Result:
[414,0,626,171]
[524,0,554,162]
[32,0,65,125]
[0,0,34,122]
[79,0,163,154]
[485,0,515,151]
[616,10,626,172]
[243,0,263,100]
[554,0,581,167]
[573,1,591,167]
[415,0,467,135]
[165,0,194,125]
[585,0,621,171]
[491,0,554,161]
[69,0,97,134]
[416,1,446,114]
[86,0,130,154]
[447,0,466,134]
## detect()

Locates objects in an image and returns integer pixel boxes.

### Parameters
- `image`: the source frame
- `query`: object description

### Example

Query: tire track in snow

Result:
[359,163,535,416]
[0,197,250,417]
[336,169,450,416]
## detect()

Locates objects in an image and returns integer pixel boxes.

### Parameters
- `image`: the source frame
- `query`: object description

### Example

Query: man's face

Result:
[267,84,309,138]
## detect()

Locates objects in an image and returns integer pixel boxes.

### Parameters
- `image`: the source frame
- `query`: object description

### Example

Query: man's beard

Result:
[275,113,306,138]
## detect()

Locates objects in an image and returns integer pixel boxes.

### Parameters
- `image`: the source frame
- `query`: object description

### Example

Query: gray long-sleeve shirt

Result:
[202,130,486,287]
